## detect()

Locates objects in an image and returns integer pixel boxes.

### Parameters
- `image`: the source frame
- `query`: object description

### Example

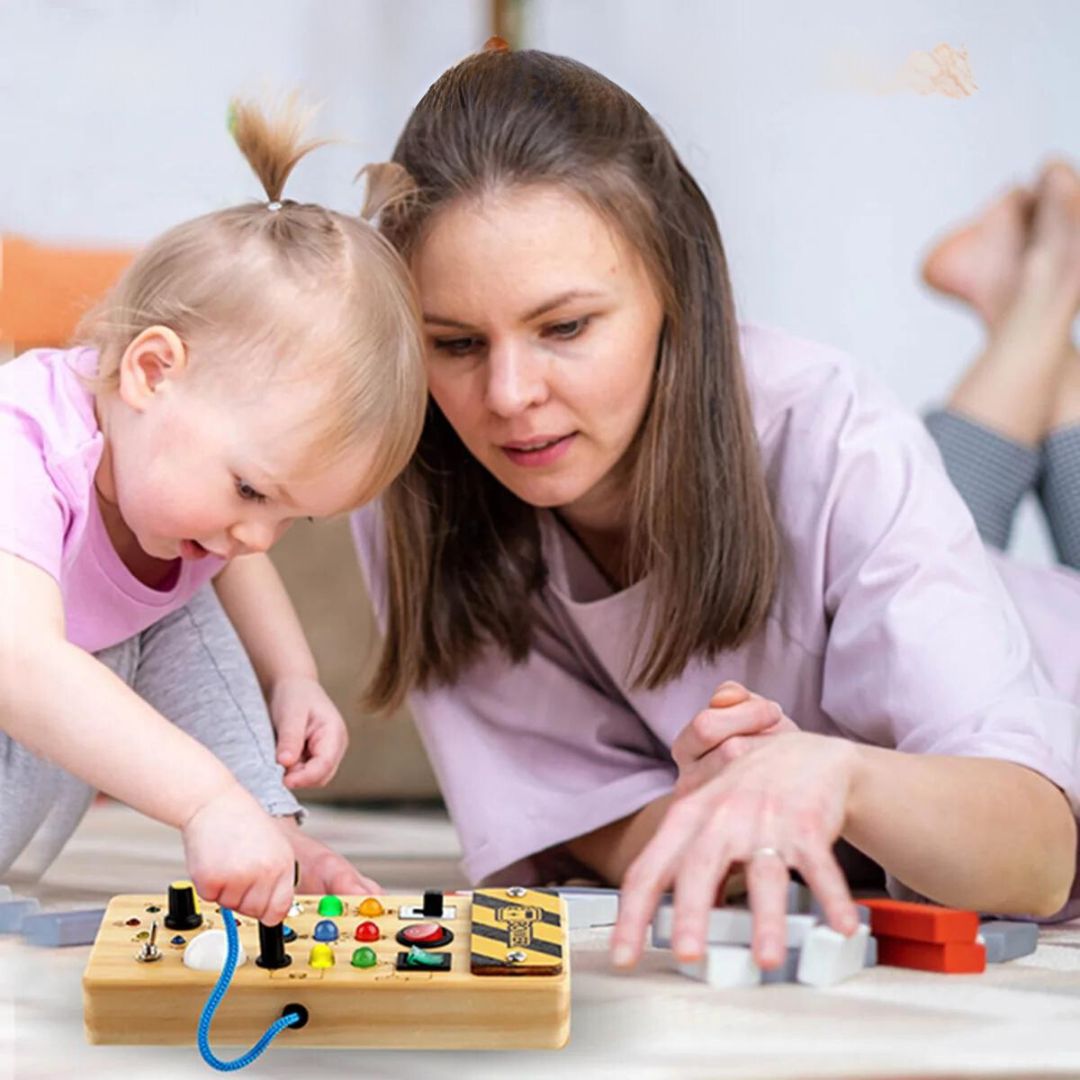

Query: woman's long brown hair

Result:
[365,48,778,711]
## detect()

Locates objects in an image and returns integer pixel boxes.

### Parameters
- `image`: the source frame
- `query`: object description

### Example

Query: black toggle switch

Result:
[256,921,292,969]
[421,889,443,918]
[164,881,203,930]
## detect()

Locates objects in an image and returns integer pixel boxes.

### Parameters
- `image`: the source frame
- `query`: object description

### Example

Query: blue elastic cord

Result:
[197,908,301,1071]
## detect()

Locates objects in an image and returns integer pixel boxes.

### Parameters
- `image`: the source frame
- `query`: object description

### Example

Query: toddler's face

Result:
[105,345,376,563]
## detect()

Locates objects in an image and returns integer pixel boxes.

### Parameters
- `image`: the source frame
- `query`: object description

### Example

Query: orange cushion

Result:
[0,235,134,353]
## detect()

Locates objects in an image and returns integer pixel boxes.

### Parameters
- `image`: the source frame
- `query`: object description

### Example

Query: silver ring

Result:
[750,846,783,862]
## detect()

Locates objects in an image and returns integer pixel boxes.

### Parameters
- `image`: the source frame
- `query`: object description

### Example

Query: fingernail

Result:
[675,935,699,957]
[612,943,635,967]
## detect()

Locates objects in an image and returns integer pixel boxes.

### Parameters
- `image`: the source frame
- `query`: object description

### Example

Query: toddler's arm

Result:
[213,553,349,787]
[0,550,296,923]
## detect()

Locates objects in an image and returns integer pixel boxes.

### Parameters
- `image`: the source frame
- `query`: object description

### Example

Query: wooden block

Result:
[760,947,801,984]
[83,892,569,1049]
[796,924,869,987]
[875,934,986,974]
[651,905,817,950]
[859,898,978,944]
[676,945,761,988]
[978,921,1039,963]
[22,908,105,947]
[557,888,620,929]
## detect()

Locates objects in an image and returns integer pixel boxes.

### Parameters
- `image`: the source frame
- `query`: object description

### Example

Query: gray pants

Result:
[925,411,1080,569]
[0,585,301,881]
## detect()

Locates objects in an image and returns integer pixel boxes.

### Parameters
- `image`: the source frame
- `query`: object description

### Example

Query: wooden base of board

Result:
[83,891,570,1049]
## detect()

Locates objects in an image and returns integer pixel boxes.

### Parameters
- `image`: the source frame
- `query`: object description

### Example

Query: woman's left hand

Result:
[611,731,863,970]
[269,675,349,788]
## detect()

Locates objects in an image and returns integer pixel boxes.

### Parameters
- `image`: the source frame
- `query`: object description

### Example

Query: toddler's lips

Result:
[179,539,209,560]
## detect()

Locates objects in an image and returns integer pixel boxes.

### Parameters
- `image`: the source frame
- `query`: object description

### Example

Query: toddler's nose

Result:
[229,520,276,554]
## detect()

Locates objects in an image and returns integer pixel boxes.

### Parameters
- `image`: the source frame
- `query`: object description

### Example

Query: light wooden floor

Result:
[5,800,1080,1079]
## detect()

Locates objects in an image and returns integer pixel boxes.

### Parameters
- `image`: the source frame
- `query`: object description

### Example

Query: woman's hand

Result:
[673,681,799,796]
[269,675,349,788]
[612,731,864,970]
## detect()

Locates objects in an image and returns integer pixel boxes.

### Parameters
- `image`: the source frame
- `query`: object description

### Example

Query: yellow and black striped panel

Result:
[470,888,564,976]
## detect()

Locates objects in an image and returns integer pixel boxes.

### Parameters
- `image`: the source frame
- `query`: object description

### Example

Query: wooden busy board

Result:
[83,888,570,1049]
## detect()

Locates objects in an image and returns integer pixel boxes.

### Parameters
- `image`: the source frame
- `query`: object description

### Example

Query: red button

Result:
[400,922,445,945]
[355,921,380,942]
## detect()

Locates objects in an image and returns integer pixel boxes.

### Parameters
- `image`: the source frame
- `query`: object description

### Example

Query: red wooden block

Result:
[859,898,979,944]
[876,935,986,974]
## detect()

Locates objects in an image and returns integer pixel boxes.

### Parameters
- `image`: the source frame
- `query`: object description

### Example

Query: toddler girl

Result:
[0,101,426,926]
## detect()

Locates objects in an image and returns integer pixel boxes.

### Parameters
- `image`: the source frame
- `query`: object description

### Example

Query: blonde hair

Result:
[77,98,426,501]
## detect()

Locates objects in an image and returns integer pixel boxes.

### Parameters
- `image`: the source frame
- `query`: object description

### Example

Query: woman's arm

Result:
[566,794,673,884]
[846,745,1076,916]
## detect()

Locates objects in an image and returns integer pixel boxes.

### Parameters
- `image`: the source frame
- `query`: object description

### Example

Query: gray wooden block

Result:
[22,907,106,947]
[761,947,801,984]
[652,904,817,950]
[864,934,877,967]
[0,898,40,933]
[979,920,1038,963]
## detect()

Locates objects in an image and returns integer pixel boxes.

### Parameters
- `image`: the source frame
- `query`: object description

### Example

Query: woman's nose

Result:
[484,341,548,417]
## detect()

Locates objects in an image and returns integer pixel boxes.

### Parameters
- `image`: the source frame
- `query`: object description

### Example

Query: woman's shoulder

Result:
[737,323,922,469]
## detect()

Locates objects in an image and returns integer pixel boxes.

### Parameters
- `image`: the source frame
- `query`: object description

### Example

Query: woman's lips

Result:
[500,433,576,468]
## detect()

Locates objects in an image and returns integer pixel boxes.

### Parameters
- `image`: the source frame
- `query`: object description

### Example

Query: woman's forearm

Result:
[845,744,1076,917]
[566,794,673,885]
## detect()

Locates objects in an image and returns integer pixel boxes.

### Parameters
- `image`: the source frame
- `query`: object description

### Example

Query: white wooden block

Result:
[796,923,869,987]
[652,905,817,949]
[677,944,761,988]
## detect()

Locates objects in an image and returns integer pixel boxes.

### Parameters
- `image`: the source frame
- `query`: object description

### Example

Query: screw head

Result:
[507,950,527,963]
[507,887,527,897]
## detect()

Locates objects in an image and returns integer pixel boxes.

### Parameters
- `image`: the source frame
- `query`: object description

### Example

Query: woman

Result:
[352,44,1080,972]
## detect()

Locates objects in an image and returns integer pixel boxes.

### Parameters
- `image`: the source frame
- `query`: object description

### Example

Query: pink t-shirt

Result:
[0,347,225,652]
[352,324,1080,915]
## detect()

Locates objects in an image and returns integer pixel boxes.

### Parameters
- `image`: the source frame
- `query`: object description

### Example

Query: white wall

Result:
[2,0,1076,561]
[526,0,1079,563]
[0,0,486,242]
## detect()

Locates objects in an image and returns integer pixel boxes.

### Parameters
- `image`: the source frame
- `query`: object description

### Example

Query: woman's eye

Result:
[432,336,484,357]
[544,316,590,340]
[235,478,268,503]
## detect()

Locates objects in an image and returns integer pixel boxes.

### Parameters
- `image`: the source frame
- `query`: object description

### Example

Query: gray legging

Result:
[0,585,301,881]
[925,410,1080,568]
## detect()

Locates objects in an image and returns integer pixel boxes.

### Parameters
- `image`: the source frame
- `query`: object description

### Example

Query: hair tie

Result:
[483,35,511,53]
[266,200,283,212]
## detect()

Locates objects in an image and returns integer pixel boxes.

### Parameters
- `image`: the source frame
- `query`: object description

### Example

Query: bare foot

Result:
[1021,160,1080,308]
[922,186,1033,326]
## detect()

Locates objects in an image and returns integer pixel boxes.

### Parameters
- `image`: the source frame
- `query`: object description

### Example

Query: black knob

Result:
[256,921,292,970]
[422,889,443,918]
[164,881,203,930]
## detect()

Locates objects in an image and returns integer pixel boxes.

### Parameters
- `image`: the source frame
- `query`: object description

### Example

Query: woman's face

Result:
[411,184,664,529]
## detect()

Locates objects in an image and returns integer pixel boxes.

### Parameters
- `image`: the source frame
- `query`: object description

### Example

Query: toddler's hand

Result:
[270,675,349,789]
[276,815,383,896]
[181,786,296,925]
[673,681,799,796]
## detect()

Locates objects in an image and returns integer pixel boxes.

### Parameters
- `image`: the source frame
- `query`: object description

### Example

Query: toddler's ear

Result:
[117,326,188,411]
